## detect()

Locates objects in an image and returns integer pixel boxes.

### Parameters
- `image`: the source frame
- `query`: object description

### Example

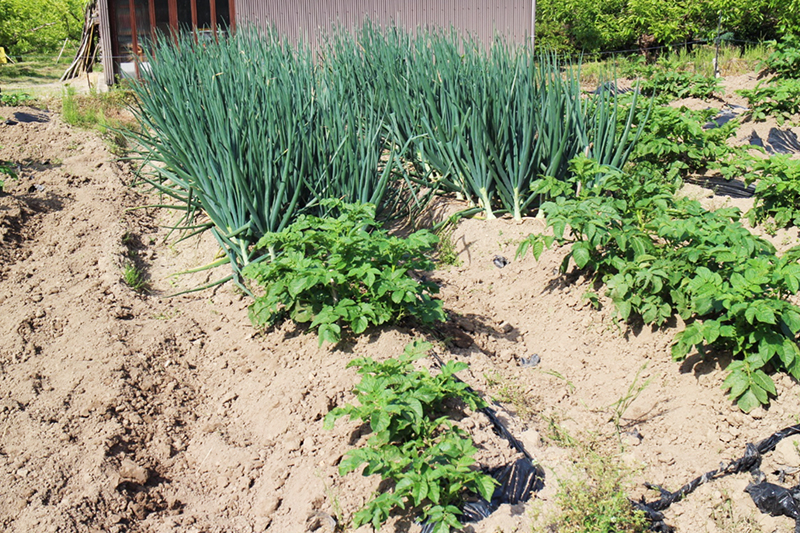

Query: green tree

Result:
[768,0,800,35]
[535,0,786,54]
[0,0,86,55]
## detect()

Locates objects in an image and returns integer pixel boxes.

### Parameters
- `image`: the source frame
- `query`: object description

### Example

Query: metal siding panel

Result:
[232,0,531,49]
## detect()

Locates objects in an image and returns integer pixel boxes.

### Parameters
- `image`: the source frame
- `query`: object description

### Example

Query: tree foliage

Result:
[0,0,86,55]
[536,0,795,54]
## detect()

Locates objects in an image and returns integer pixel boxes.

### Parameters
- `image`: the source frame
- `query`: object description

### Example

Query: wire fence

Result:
[0,34,770,63]
[0,35,771,94]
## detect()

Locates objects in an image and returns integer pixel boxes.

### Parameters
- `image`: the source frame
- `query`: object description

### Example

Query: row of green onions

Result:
[126,23,648,290]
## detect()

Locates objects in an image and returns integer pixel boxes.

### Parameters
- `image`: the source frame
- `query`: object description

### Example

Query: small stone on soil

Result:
[118,458,149,485]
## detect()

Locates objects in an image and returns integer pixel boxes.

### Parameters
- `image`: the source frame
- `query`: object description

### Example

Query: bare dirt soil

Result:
[1,73,800,533]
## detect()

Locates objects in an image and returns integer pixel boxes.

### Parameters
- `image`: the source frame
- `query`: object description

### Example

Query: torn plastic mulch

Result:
[683,174,755,198]
[635,423,800,532]
[418,352,546,533]
[702,104,748,129]
[767,128,800,154]
[422,347,800,533]
[749,128,800,155]
[592,82,633,96]
[745,482,800,524]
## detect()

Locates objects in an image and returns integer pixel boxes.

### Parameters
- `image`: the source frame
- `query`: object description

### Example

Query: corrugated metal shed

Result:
[236,0,532,48]
[96,0,534,84]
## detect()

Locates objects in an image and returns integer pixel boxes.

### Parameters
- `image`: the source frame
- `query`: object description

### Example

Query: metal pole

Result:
[531,0,536,50]
[713,14,722,78]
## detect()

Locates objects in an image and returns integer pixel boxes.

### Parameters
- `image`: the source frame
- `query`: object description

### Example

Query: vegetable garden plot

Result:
[65,23,800,533]
[5,57,800,533]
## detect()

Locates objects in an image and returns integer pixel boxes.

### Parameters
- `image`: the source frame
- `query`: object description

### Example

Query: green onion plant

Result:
[127,28,410,291]
[126,22,649,292]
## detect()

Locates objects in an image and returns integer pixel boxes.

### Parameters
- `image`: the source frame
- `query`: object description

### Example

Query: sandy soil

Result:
[1,71,800,533]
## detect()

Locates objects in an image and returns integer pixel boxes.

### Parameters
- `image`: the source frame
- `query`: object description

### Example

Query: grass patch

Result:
[60,86,136,155]
[0,54,72,84]
[550,450,649,533]
[655,43,769,78]
[580,43,770,87]
[434,221,462,267]
[61,86,133,128]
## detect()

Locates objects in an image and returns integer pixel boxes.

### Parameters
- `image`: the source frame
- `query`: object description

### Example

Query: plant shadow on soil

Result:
[0,190,66,250]
[618,403,672,429]
[679,350,734,378]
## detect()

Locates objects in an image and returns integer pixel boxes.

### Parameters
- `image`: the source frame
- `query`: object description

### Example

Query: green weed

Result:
[319,474,350,532]
[528,419,646,532]
[435,221,462,267]
[551,451,649,533]
[122,260,149,293]
[0,154,17,192]
[540,414,581,448]
[710,490,763,533]
[607,363,650,439]
[484,371,538,420]
[537,369,577,394]
[151,309,180,320]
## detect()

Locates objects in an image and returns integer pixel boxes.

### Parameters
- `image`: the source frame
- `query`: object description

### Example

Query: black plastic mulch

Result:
[636,423,800,532]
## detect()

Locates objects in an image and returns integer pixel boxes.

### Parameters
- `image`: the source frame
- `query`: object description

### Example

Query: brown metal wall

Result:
[234,0,532,48]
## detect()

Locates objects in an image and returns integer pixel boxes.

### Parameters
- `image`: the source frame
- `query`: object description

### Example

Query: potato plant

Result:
[517,157,800,412]
[737,79,800,124]
[639,71,721,102]
[745,156,800,230]
[324,341,496,532]
[761,34,800,79]
[243,200,445,345]
[629,105,740,180]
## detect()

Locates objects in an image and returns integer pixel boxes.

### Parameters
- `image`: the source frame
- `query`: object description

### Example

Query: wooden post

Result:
[129,0,139,78]
[55,38,69,63]
[149,0,156,39]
